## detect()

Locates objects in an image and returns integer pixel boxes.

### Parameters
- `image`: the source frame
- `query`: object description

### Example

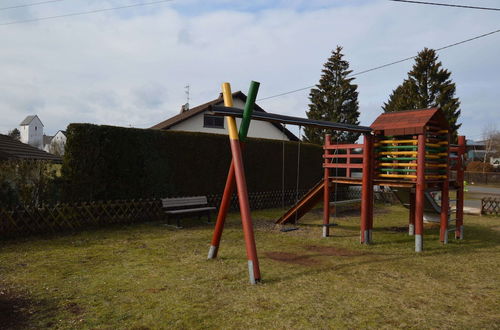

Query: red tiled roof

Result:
[370,108,449,136]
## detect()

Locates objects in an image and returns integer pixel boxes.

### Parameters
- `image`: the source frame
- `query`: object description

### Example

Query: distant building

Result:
[20,115,44,149]
[18,115,66,155]
[151,91,298,141]
[43,130,67,156]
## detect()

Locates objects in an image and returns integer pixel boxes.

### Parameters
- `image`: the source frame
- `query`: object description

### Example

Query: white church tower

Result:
[20,115,44,149]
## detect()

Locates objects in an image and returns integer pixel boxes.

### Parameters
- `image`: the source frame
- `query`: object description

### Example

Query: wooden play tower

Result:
[320,108,466,252]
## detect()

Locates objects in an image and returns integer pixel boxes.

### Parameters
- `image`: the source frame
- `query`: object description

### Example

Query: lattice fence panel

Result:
[0,199,164,238]
[481,197,499,216]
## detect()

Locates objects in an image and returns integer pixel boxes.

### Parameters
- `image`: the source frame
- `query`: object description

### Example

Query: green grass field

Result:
[1,205,499,329]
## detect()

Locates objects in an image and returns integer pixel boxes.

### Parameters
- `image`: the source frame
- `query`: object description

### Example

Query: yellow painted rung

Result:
[379,163,417,167]
[437,153,448,156]
[426,163,447,168]
[379,174,416,179]
[426,175,447,179]
[378,163,447,168]
[437,141,448,145]
[379,140,417,145]
[379,174,446,179]
[379,151,417,156]
[437,130,448,134]
[426,143,441,148]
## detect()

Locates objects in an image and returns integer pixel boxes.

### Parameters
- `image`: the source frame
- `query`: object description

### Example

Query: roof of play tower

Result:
[370,108,449,136]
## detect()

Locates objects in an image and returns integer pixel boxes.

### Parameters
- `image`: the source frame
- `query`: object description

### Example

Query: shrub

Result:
[61,124,324,201]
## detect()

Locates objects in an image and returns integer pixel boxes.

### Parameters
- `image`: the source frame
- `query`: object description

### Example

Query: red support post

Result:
[323,134,331,237]
[415,133,426,252]
[440,133,450,243]
[409,190,415,235]
[456,135,466,239]
[208,160,237,259]
[360,133,373,244]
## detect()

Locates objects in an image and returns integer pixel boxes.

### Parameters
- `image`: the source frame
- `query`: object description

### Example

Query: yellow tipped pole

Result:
[221,82,261,284]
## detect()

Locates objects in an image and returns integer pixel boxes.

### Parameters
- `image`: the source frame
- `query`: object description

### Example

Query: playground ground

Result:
[1,204,499,329]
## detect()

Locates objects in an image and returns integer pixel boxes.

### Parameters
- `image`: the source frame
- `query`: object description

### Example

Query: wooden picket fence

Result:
[0,199,164,238]
[481,197,499,216]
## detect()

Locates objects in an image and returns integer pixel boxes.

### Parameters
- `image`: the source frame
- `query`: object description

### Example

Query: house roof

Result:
[43,135,54,145]
[370,108,449,136]
[0,134,61,162]
[20,115,44,127]
[151,91,299,141]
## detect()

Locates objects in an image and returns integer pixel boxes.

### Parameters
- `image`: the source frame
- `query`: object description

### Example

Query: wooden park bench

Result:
[161,196,216,228]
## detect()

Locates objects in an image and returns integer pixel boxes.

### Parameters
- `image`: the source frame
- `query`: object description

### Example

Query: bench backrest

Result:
[161,196,208,208]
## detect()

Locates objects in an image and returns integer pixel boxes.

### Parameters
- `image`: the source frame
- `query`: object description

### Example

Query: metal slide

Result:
[275,180,324,225]
[391,187,448,223]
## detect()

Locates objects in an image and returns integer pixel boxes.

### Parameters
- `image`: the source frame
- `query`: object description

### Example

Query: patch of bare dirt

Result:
[264,252,321,266]
[0,288,33,329]
[64,302,84,315]
[305,245,365,256]
[144,287,167,294]
[385,226,409,233]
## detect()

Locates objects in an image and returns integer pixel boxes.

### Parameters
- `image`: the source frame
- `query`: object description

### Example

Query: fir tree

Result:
[7,128,20,140]
[304,46,360,145]
[383,48,461,139]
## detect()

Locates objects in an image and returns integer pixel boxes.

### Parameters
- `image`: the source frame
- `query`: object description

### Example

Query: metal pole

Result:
[220,82,261,284]
[456,135,466,239]
[323,134,331,237]
[415,133,426,252]
[208,81,259,259]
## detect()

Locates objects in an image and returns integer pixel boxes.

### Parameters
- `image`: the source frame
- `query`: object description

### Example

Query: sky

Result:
[0,0,498,141]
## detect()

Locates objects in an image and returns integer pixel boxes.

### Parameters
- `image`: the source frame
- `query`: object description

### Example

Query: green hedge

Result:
[61,124,323,201]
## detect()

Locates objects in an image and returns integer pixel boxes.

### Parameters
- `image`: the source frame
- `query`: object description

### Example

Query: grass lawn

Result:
[1,205,499,329]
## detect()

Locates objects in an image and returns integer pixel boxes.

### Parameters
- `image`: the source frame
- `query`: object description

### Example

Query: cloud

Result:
[0,0,498,138]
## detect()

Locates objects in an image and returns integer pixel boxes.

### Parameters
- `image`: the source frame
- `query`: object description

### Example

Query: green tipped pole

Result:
[239,81,260,141]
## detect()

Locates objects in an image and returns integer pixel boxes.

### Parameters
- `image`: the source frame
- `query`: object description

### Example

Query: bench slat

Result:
[162,196,208,208]
[329,199,361,206]
[165,206,216,215]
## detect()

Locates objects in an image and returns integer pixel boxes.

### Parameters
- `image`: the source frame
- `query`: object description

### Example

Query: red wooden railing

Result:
[323,140,364,178]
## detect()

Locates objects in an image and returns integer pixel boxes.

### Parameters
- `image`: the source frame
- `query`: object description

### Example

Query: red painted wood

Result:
[229,138,261,280]
[360,134,372,243]
[415,134,426,243]
[440,133,450,242]
[323,134,331,229]
[456,136,466,238]
[323,163,363,169]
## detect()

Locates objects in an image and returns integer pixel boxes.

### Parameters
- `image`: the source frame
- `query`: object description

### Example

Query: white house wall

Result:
[170,99,291,140]
[20,116,44,148]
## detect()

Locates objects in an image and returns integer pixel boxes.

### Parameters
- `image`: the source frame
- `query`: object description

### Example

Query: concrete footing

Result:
[415,234,423,252]
[207,245,218,259]
[322,225,329,238]
[248,260,256,285]
[408,224,415,236]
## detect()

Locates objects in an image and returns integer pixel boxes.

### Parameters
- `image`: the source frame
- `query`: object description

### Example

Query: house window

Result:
[203,114,224,129]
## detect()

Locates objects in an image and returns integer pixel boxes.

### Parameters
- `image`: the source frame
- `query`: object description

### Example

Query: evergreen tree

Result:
[7,128,20,140]
[304,46,360,145]
[383,48,461,139]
